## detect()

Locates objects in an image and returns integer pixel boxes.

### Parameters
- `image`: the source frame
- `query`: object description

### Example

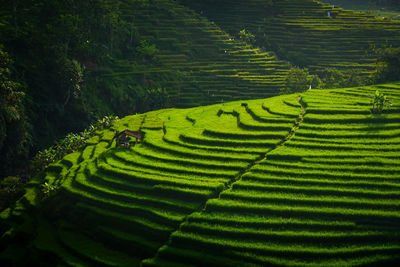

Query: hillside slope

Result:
[0,0,290,177]
[180,0,400,76]
[1,82,400,266]
[112,0,290,108]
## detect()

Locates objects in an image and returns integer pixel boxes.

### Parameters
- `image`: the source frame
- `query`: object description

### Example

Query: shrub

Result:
[318,68,365,88]
[319,68,346,88]
[283,67,366,94]
[136,40,159,63]
[370,90,392,114]
[309,74,323,89]
[144,87,170,110]
[41,181,57,198]
[282,67,309,94]
[282,67,320,94]
[372,46,400,83]
[346,69,365,87]
[238,29,255,44]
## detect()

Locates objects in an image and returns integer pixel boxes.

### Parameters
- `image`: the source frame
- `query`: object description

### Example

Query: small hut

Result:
[114,130,145,148]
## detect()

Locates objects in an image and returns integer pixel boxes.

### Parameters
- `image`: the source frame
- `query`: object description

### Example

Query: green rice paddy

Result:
[181,0,400,76]
[1,82,400,266]
[107,0,290,108]
[1,0,400,265]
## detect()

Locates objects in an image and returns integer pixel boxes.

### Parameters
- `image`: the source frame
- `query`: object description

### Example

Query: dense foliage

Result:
[373,46,400,82]
[0,0,173,177]
[0,46,29,176]
[283,66,365,94]
[282,67,319,94]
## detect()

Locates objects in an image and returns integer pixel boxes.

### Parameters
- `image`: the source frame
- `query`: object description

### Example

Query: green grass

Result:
[1,80,400,266]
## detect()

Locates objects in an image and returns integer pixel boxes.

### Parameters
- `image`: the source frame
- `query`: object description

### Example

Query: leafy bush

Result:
[317,68,365,89]
[238,29,255,43]
[41,181,57,198]
[309,74,323,89]
[371,46,400,83]
[136,40,159,63]
[370,90,392,114]
[282,67,321,94]
[32,115,119,173]
[345,69,365,87]
[319,68,346,88]
[144,87,170,110]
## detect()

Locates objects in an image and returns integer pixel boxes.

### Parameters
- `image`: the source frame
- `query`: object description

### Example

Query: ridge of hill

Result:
[179,0,400,76]
[1,82,400,266]
[112,0,290,108]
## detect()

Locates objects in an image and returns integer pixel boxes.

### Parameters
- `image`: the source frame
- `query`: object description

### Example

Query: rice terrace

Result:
[1,0,400,266]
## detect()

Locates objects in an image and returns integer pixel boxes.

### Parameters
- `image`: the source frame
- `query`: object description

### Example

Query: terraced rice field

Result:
[327,0,400,20]
[108,0,289,108]
[181,0,400,76]
[1,82,400,266]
